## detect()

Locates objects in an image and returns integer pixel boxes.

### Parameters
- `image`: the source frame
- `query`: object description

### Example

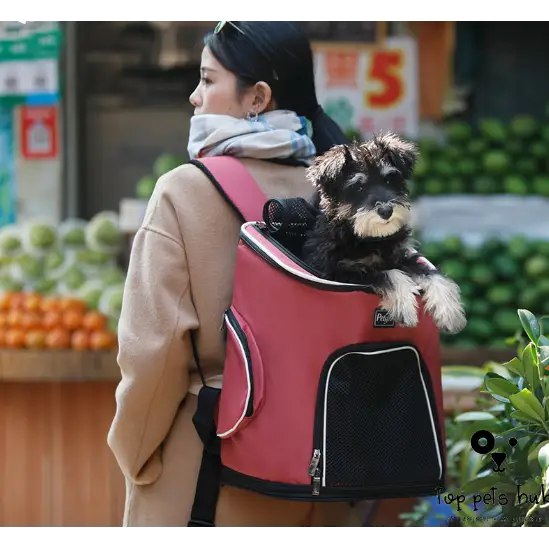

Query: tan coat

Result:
[107,158,368,526]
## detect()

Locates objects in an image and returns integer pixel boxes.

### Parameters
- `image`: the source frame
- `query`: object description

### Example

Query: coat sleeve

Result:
[107,170,199,485]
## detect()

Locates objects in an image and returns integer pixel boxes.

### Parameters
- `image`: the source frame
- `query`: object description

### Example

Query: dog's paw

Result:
[422,274,467,334]
[380,270,420,327]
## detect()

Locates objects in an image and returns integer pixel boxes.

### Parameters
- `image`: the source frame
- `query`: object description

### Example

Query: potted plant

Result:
[401,309,549,527]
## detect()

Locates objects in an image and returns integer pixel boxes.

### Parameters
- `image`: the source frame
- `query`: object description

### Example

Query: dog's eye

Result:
[385,171,403,185]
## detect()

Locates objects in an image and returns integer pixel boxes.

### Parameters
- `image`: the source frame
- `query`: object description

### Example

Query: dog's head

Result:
[306,131,418,238]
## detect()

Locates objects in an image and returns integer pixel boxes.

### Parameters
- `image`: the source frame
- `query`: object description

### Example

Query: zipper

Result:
[308,449,322,496]
[240,225,376,294]
[224,308,254,417]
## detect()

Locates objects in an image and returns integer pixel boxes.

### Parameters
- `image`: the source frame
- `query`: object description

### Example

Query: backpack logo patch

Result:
[373,308,395,328]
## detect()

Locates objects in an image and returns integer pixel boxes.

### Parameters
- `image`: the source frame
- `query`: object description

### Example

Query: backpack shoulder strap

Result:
[189,156,267,223]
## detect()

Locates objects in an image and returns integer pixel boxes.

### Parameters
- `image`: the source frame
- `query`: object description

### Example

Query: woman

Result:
[108,21,367,527]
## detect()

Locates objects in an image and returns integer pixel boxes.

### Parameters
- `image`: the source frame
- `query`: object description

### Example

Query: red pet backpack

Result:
[187,156,446,527]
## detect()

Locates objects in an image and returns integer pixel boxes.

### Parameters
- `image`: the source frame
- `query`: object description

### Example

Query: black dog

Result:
[301,131,466,333]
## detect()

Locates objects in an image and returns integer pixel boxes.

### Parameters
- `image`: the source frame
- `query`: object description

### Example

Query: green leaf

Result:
[495,425,540,446]
[460,475,502,496]
[518,309,541,344]
[509,389,546,425]
[539,335,549,347]
[522,344,539,392]
[455,411,496,422]
[484,373,520,399]
[502,357,524,378]
[511,410,538,423]
[514,478,540,505]
[540,346,549,367]
[539,442,549,473]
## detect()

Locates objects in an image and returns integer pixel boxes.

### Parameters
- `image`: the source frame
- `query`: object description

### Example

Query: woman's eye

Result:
[201,77,211,85]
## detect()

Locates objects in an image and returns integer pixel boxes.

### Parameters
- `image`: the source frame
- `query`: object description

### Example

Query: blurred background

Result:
[1,21,549,527]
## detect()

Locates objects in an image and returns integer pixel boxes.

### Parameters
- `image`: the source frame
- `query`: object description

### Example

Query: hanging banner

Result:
[0,109,16,227]
[0,22,61,97]
[20,105,58,159]
[314,36,419,139]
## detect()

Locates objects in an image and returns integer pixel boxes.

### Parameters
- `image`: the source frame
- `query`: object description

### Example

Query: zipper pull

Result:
[312,472,321,496]
[308,449,321,476]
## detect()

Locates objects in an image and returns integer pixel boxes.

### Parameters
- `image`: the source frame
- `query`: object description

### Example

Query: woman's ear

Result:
[251,81,273,114]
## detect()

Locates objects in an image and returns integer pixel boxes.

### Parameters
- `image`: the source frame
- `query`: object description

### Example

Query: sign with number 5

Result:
[314,37,418,139]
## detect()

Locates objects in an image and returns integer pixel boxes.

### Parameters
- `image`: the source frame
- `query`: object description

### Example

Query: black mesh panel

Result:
[323,347,442,489]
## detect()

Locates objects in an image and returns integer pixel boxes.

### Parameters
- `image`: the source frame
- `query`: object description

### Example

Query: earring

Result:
[246,111,259,123]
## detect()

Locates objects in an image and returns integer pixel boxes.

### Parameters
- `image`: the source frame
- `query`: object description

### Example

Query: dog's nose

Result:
[377,205,393,220]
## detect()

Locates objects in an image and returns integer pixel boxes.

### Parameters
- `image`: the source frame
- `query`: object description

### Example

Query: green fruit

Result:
[136,175,156,200]
[494,310,520,334]
[432,160,454,177]
[62,227,86,247]
[516,157,538,177]
[467,138,487,156]
[532,175,549,197]
[440,259,467,280]
[483,150,510,174]
[29,224,57,249]
[470,300,491,317]
[442,236,465,255]
[153,154,182,177]
[507,235,531,261]
[0,234,21,254]
[467,317,493,342]
[479,119,507,142]
[525,255,549,278]
[83,288,102,310]
[63,266,86,291]
[17,254,43,279]
[529,141,547,159]
[520,288,540,312]
[510,115,538,139]
[413,156,429,179]
[423,178,445,195]
[492,254,519,279]
[475,176,498,194]
[486,285,515,306]
[481,237,506,256]
[470,264,494,285]
[447,121,472,142]
[503,175,528,195]
[33,278,56,295]
[505,139,524,156]
[457,158,478,177]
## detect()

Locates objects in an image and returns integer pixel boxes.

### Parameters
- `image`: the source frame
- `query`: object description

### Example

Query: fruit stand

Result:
[0,212,125,527]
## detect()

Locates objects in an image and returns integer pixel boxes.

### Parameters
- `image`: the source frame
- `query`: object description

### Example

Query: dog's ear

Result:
[306,144,354,193]
[374,131,418,179]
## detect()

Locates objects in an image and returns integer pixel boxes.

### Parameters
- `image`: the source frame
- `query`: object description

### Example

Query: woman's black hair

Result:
[204,21,350,155]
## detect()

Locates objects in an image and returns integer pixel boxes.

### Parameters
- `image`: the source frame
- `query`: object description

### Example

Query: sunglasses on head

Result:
[214,21,245,35]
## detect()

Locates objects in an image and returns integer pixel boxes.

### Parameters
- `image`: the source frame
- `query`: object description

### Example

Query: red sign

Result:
[20,106,58,160]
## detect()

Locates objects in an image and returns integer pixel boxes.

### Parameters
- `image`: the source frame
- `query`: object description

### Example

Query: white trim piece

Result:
[241,222,365,289]
[217,314,253,439]
[321,346,443,487]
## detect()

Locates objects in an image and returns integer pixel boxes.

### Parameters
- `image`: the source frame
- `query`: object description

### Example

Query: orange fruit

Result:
[43,310,62,331]
[59,297,87,314]
[40,296,62,314]
[25,329,47,349]
[6,310,24,329]
[0,312,7,330]
[90,330,117,350]
[9,293,26,310]
[82,311,107,332]
[23,293,42,313]
[71,329,90,351]
[0,292,12,311]
[0,331,5,347]
[62,309,84,332]
[5,328,26,348]
[45,328,71,349]
[21,312,42,331]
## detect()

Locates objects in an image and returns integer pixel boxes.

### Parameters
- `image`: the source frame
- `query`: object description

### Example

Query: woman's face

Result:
[189,46,250,118]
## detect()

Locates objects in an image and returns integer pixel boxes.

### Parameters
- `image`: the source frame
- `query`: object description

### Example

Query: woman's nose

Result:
[189,86,201,108]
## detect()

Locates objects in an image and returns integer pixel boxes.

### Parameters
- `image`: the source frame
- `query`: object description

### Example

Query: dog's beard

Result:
[352,203,410,238]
